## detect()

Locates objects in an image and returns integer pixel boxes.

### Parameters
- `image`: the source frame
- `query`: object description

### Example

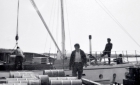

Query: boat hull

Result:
[65,63,134,84]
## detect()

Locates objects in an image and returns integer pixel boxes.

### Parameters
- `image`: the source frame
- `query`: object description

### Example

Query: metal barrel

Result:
[0,84,12,85]
[2,83,26,85]
[9,71,20,78]
[37,75,49,85]
[10,72,34,78]
[0,83,13,85]
[0,80,7,83]
[21,74,37,79]
[5,78,38,84]
[4,83,28,85]
[28,80,41,85]
[50,80,82,85]
[7,81,26,84]
[65,77,78,80]
[0,78,17,83]
[6,78,37,81]
[18,80,28,83]
[13,83,27,85]
[9,72,21,78]
[49,77,77,80]
[0,84,17,85]
[7,81,20,83]
[43,70,65,77]
[0,84,13,85]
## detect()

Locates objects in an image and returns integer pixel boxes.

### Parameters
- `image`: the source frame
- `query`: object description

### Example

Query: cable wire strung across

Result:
[15,0,20,47]
[95,0,140,48]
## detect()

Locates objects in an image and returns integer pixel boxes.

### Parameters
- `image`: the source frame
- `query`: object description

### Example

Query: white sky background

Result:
[0,0,140,54]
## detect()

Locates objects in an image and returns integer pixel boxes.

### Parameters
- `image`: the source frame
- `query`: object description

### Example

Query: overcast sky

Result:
[0,0,140,54]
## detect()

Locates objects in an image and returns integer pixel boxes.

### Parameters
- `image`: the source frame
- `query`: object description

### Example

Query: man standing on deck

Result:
[69,43,87,79]
[15,46,24,70]
[100,38,113,64]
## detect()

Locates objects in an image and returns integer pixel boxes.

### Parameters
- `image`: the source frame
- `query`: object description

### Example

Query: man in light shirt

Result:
[69,43,87,79]
[15,46,24,70]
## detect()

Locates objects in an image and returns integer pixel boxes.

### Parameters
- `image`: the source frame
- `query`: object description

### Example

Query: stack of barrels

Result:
[38,69,82,85]
[0,70,83,85]
[0,71,40,85]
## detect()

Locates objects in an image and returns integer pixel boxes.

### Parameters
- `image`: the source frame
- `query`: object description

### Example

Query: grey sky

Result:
[0,0,140,54]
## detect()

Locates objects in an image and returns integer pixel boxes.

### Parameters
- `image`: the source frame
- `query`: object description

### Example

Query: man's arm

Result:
[81,50,87,65]
[111,43,113,50]
[83,51,87,67]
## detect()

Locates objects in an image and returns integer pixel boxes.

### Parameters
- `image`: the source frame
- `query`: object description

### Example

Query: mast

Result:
[60,0,65,69]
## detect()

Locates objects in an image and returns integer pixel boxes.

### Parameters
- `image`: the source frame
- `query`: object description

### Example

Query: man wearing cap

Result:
[69,43,87,79]
[100,38,113,64]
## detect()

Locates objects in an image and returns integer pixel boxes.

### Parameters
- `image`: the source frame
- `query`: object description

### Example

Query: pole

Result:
[126,51,129,62]
[115,51,117,59]
[89,35,92,65]
[60,0,65,69]
[135,50,138,64]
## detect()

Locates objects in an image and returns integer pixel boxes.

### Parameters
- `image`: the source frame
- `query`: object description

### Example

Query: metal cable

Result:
[44,0,55,53]
[95,0,140,48]
[15,0,20,46]
[64,0,72,52]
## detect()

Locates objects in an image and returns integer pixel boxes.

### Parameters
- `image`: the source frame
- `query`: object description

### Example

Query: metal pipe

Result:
[89,35,92,55]
[122,51,124,62]
[89,35,92,65]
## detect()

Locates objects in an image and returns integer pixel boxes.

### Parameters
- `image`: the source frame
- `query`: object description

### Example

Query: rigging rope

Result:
[95,0,140,48]
[15,0,20,47]
[55,0,60,53]
[44,35,48,53]
[11,43,18,54]
[49,0,57,54]
[64,0,72,52]
[44,0,55,53]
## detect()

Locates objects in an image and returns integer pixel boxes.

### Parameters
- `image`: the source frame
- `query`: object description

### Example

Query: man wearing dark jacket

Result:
[69,43,87,79]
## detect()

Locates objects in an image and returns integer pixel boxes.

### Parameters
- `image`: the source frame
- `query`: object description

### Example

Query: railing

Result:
[88,50,140,65]
[53,50,140,69]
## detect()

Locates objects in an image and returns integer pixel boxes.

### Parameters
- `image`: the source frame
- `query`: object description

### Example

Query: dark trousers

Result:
[102,52,111,64]
[15,56,23,70]
[72,62,83,79]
